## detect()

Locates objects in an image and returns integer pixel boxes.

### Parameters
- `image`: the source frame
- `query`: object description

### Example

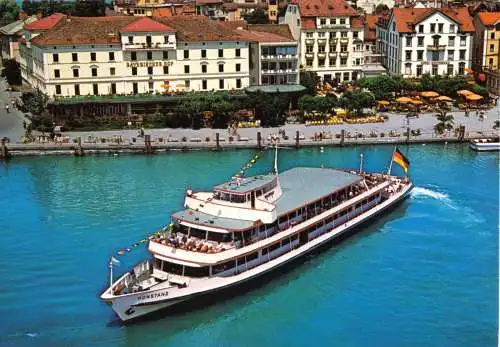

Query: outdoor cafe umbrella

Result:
[377,100,390,105]
[465,93,484,101]
[420,91,439,98]
[410,99,424,105]
[457,89,473,96]
[395,97,413,103]
[436,95,452,102]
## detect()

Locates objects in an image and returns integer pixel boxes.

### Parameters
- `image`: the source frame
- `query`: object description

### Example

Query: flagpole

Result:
[109,257,113,288]
[387,146,397,176]
[359,153,363,174]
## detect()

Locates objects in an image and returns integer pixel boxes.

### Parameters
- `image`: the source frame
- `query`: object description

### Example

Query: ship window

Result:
[246,251,258,261]
[183,266,209,277]
[237,256,246,265]
[230,194,245,203]
[340,210,347,217]
[362,199,368,205]
[189,228,206,239]
[256,190,263,197]
[325,217,333,224]
[291,234,298,242]
[269,242,280,252]
[278,216,286,224]
[155,258,162,269]
[207,231,231,243]
[355,203,361,209]
[212,260,236,274]
[262,247,268,255]
[162,261,183,275]
[334,213,339,219]
[281,237,290,246]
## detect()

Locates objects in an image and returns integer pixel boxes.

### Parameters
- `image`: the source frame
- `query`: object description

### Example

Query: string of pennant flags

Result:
[233,150,264,178]
[114,223,174,257]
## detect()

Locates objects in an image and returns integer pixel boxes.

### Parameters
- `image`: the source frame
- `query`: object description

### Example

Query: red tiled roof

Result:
[31,16,136,45]
[477,12,500,26]
[248,24,294,40]
[301,18,316,29]
[156,16,248,42]
[392,8,474,33]
[152,6,196,17]
[236,29,295,43]
[24,13,65,31]
[120,17,175,32]
[294,0,357,18]
[351,16,363,28]
[196,0,223,4]
[364,14,381,41]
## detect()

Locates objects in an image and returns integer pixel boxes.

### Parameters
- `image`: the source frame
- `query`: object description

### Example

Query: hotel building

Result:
[283,0,365,82]
[472,12,500,94]
[19,15,299,100]
[376,8,475,77]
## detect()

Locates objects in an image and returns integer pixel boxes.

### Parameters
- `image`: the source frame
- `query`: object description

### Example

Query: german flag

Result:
[393,148,410,173]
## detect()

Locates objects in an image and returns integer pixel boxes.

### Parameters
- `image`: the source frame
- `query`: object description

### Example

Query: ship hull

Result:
[104,182,413,323]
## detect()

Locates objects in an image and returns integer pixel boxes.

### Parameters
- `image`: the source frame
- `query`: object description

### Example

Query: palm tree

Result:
[434,108,454,134]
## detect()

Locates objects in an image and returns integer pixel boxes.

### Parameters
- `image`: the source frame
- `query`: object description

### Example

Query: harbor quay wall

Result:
[3,130,498,158]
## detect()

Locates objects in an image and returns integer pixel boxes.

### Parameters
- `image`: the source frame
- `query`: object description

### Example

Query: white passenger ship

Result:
[100,149,413,322]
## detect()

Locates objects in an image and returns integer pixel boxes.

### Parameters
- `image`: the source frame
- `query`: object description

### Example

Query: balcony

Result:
[317,52,326,59]
[321,23,348,29]
[305,39,314,45]
[427,44,446,51]
[124,42,175,50]
[340,38,349,44]
[329,38,338,44]
[328,52,337,58]
[305,53,314,59]
[429,60,447,65]
[339,51,349,57]
[317,38,327,45]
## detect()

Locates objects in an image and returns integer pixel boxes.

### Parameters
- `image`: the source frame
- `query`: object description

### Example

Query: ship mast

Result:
[273,138,279,175]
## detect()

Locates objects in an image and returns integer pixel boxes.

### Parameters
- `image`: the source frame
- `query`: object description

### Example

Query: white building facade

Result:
[20,16,253,98]
[283,0,365,82]
[376,8,475,77]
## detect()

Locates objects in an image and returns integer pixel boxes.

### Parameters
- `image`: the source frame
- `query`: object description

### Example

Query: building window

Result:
[329,57,336,66]
[490,44,495,52]
[218,49,223,58]
[202,80,207,90]
[448,50,454,60]
[235,48,240,57]
[73,69,79,77]
[111,83,116,94]
[93,84,98,95]
[459,50,465,60]
[353,31,358,39]
[432,65,438,75]
[163,66,169,74]
[184,50,189,59]
[405,63,411,75]
[306,32,313,38]
[318,32,325,38]
[306,59,313,67]
[405,50,412,61]
[202,65,207,73]
[340,44,347,52]
[340,57,347,66]
[74,84,80,95]
[460,36,466,46]
[110,67,115,76]
[109,52,115,61]
[184,65,190,73]
[128,36,133,43]
[430,23,435,32]
[236,63,241,72]
[132,67,137,75]
[219,79,224,89]
[318,58,325,67]
[90,52,96,61]
[147,51,152,60]
[53,53,59,63]
[341,31,347,38]
[201,49,206,58]
[340,18,345,25]
[490,32,495,39]
[163,51,168,59]
[306,45,313,53]
[447,64,453,75]
[55,85,61,94]
[417,36,424,47]
[149,81,154,91]
[54,69,60,78]
[131,52,137,61]
[320,18,326,25]
[72,53,78,62]
[416,65,422,76]
[91,68,97,77]
[449,24,455,33]
[406,36,411,46]
[343,72,349,81]
[236,78,241,88]
[218,64,224,73]
[133,82,138,94]
[417,50,423,60]
[318,45,325,53]
[418,25,424,33]
[488,58,494,66]
[448,36,455,46]
[148,66,153,75]
[438,23,443,33]
[164,35,169,43]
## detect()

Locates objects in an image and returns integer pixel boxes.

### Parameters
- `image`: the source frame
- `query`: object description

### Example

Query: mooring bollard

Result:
[216,132,220,151]
[144,134,152,154]
[340,129,345,147]
[295,130,300,149]
[257,132,262,150]
[0,138,8,160]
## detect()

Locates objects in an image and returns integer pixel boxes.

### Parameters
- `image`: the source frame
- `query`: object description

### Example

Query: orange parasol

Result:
[377,100,390,105]
[465,93,484,101]
[395,97,413,103]
[437,95,452,101]
[420,91,439,98]
[457,90,473,96]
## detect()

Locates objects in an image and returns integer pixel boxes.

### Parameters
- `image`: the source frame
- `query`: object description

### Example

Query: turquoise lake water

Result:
[0,144,497,347]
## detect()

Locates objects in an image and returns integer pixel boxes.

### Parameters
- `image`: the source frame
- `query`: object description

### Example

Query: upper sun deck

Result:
[213,174,277,194]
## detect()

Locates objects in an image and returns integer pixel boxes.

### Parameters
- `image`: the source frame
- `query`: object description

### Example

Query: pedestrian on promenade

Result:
[5,104,9,113]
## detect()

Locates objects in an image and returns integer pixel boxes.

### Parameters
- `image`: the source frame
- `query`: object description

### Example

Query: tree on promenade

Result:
[0,0,20,23]
[420,74,468,97]
[358,75,406,100]
[243,8,269,24]
[246,91,289,127]
[18,89,53,133]
[338,91,375,115]
[0,59,21,86]
[434,108,454,134]
[299,71,320,96]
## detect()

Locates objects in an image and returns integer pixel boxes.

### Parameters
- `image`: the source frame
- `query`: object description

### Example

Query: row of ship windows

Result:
[52,63,243,78]
[51,49,241,63]
[53,79,242,95]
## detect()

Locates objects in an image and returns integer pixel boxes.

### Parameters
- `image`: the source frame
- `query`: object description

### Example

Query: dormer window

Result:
[128,36,133,44]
